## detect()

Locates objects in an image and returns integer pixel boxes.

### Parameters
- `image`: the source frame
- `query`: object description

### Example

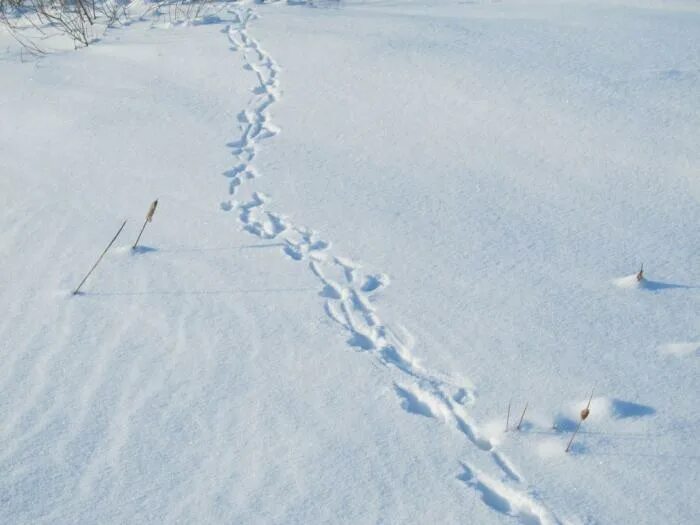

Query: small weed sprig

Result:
[132,199,158,250]
[566,389,594,453]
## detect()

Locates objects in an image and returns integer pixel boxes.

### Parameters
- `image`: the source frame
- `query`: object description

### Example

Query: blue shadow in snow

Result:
[610,399,656,418]
[640,279,696,291]
[131,246,158,255]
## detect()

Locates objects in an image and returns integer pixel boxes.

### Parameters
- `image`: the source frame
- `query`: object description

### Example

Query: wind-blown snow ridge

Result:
[222,4,564,523]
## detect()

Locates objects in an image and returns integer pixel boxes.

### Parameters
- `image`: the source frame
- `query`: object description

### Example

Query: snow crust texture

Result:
[221,4,570,523]
[1,0,698,524]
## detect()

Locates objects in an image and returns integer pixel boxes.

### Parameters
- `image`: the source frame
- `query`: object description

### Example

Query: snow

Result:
[660,341,699,357]
[1,1,699,523]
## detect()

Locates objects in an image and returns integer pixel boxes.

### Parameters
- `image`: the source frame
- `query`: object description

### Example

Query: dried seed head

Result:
[580,407,590,420]
[146,199,158,222]
[636,263,644,282]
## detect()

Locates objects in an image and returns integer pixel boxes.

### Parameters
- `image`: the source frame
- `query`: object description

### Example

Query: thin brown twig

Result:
[516,402,528,431]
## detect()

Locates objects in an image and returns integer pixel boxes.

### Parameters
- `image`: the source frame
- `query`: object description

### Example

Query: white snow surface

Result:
[1,1,699,524]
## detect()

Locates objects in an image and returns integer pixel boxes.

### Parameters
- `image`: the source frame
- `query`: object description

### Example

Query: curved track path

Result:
[222,4,569,524]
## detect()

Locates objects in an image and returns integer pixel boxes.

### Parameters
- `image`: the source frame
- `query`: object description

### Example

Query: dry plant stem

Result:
[1,0,96,48]
[73,220,127,295]
[582,388,594,420]
[566,389,594,452]
[0,8,46,55]
[133,219,148,249]
[516,402,528,431]
[506,400,511,432]
[132,199,158,249]
[637,263,644,282]
[565,418,583,453]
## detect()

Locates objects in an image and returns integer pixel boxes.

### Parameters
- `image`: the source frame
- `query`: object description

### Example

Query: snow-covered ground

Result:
[1,1,698,523]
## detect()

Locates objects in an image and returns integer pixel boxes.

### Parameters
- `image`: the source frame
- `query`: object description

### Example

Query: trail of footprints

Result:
[223,5,564,524]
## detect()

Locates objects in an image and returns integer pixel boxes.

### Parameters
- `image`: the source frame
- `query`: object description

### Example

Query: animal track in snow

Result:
[394,383,437,418]
[458,463,559,525]
[283,227,330,262]
[223,3,565,522]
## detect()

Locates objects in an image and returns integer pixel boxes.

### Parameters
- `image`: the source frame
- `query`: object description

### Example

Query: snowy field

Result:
[1,1,699,523]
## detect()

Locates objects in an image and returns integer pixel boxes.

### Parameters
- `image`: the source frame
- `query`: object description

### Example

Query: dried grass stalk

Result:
[132,199,158,249]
